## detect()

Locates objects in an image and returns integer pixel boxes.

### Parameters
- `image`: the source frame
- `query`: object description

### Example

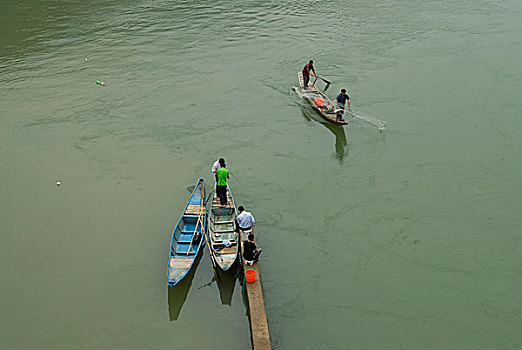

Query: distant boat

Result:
[296,71,348,126]
[207,184,238,271]
[167,179,206,287]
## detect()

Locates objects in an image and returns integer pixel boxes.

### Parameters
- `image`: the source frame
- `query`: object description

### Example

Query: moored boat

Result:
[167,179,206,287]
[207,184,238,271]
[297,71,348,126]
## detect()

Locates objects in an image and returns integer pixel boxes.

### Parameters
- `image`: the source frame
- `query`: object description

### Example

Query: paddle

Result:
[186,184,206,255]
[204,189,216,205]
[186,212,203,255]
[313,74,331,85]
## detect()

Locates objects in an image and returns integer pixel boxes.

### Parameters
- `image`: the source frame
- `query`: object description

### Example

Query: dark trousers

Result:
[235,220,252,233]
[244,249,262,262]
[303,73,310,88]
[336,104,345,120]
[216,185,227,205]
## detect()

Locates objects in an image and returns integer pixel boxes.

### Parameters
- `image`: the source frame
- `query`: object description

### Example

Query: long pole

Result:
[186,213,202,255]
[186,182,206,255]
[229,171,242,184]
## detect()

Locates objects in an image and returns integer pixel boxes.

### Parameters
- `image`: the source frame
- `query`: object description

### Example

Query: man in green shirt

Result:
[216,163,230,207]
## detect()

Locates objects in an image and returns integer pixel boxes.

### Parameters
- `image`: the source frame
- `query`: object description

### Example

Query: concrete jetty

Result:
[241,241,271,350]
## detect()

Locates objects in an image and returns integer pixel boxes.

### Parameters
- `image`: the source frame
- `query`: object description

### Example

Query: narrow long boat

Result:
[207,184,238,271]
[167,179,206,287]
[297,71,348,126]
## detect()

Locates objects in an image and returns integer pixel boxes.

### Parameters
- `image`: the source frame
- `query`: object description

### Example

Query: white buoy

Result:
[100,81,105,86]
[85,57,88,62]
[56,181,61,186]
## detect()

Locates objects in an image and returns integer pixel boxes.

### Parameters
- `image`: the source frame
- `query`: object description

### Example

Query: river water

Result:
[1,0,522,349]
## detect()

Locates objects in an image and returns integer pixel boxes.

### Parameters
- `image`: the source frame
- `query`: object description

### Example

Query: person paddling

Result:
[302,59,316,89]
[333,88,351,122]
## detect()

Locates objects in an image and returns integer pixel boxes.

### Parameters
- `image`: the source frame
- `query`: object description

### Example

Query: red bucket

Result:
[245,269,256,283]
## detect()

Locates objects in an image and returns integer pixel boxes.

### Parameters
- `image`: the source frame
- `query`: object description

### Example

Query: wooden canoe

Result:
[297,71,348,126]
[167,179,206,287]
[207,184,238,271]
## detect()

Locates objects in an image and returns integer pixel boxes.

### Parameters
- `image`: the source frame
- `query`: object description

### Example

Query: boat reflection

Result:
[215,263,239,306]
[321,121,349,164]
[167,252,202,321]
[299,107,349,164]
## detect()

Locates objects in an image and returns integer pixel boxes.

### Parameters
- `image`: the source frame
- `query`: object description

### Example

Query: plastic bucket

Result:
[245,269,256,283]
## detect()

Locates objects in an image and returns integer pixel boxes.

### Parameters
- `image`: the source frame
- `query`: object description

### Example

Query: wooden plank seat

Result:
[214,246,237,254]
[184,204,205,215]
[211,220,235,225]
[169,257,193,268]
[212,195,234,208]
[211,231,236,242]
[174,243,197,255]
[214,228,236,234]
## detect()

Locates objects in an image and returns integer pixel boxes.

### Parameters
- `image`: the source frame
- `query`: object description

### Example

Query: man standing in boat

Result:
[333,88,351,122]
[216,162,229,207]
[302,59,316,89]
[212,158,225,182]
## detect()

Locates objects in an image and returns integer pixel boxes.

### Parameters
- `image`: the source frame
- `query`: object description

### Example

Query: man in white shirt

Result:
[212,158,225,173]
[235,206,255,238]
[212,158,225,182]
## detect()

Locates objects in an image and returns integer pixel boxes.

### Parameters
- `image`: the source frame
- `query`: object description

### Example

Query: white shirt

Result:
[211,160,221,173]
[237,211,255,229]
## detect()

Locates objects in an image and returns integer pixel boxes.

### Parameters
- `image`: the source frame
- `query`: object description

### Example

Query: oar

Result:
[204,189,216,205]
[314,74,331,85]
[186,213,203,255]
[186,184,206,255]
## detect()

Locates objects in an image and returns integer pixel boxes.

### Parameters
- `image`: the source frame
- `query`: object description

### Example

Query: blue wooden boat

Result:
[167,179,206,287]
[207,184,238,271]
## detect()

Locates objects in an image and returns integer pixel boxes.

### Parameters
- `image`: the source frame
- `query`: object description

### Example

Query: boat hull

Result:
[297,72,348,126]
[207,184,238,271]
[167,179,207,286]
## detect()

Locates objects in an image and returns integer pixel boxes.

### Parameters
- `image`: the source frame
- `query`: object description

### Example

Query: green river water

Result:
[1,0,522,349]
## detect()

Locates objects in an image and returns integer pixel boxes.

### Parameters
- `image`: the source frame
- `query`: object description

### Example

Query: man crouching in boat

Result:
[333,88,351,122]
[302,59,316,89]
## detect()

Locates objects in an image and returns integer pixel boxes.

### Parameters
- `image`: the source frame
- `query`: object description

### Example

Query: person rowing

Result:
[302,59,316,89]
[333,88,351,122]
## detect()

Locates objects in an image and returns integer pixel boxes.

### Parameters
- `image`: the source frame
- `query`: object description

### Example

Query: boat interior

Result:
[172,215,203,256]
[210,207,237,251]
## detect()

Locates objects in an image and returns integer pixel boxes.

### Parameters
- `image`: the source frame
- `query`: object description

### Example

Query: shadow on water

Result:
[298,106,349,164]
[215,263,240,306]
[167,251,203,321]
[321,121,349,164]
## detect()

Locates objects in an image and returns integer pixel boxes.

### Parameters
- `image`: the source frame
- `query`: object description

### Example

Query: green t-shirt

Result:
[216,167,229,186]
